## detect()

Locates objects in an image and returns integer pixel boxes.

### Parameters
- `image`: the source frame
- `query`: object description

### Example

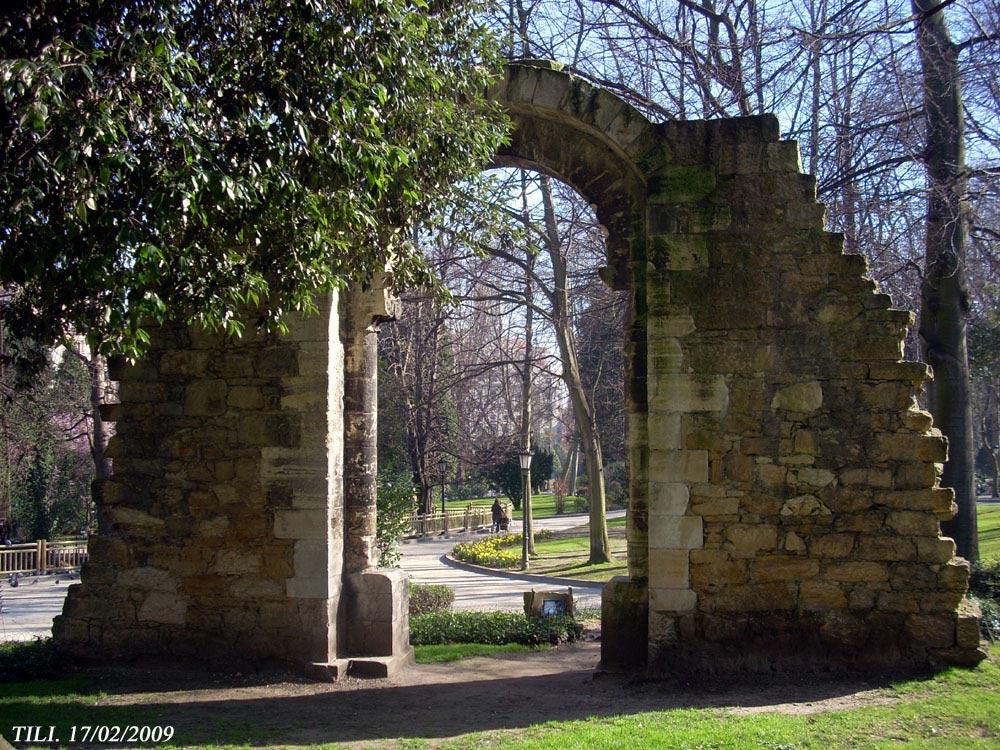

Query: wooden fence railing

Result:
[0,538,89,575]
[407,503,512,537]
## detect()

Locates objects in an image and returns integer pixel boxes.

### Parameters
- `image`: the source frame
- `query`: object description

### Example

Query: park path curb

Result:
[440,554,606,590]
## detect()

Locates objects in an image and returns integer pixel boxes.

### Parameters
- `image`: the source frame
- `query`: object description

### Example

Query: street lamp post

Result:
[518,450,532,571]
[438,457,448,537]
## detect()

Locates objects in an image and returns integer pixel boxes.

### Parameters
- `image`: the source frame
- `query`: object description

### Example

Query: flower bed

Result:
[452,531,553,569]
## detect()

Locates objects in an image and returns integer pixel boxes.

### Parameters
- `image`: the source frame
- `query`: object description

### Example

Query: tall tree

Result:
[538,177,613,563]
[0,0,506,368]
[913,0,978,560]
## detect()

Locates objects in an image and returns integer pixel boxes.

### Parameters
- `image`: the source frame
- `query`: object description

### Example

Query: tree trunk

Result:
[992,451,999,499]
[913,0,978,561]
[87,353,111,533]
[520,172,536,555]
[540,176,612,564]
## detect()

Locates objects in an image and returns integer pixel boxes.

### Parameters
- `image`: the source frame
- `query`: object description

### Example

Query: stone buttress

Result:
[55,287,412,677]
[56,61,984,675]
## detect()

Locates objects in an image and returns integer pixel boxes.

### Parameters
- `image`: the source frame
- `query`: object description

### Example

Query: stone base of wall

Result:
[343,568,413,669]
[599,577,649,672]
[646,601,985,674]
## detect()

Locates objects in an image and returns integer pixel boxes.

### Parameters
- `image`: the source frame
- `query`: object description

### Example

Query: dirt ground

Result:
[75,637,917,749]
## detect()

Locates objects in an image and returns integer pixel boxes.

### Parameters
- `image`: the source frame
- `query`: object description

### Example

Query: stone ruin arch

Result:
[55,61,984,676]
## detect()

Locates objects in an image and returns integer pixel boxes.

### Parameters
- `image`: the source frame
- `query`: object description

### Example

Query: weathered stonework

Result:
[55,288,412,676]
[496,61,984,673]
[56,61,983,676]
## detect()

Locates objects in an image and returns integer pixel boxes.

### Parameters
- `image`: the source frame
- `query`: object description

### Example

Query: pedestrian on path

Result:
[491,499,503,533]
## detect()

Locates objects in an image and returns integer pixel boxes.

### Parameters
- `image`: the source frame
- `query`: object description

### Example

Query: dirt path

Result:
[86,641,908,749]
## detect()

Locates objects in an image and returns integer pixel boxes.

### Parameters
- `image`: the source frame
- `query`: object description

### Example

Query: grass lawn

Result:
[437,651,1000,749]
[414,643,549,664]
[2,648,998,748]
[523,534,628,582]
[979,502,1000,563]
[444,493,585,521]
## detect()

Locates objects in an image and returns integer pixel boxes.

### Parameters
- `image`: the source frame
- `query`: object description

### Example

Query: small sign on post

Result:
[523,588,575,619]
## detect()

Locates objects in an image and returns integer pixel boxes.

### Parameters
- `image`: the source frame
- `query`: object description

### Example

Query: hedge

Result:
[409,583,455,616]
[410,610,583,646]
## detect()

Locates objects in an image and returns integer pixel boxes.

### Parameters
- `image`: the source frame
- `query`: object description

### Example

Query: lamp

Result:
[519,449,532,570]
[438,456,448,536]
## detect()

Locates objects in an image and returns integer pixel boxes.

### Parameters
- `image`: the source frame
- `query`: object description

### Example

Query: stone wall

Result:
[498,62,983,674]
[55,62,983,676]
[55,290,411,676]
[641,116,984,671]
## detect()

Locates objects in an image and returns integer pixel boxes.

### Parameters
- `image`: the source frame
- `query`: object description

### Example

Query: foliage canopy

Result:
[0,0,506,368]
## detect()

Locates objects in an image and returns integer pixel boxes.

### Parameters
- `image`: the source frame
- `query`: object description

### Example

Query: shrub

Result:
[452,531,554,569]
[977,596,1000,641]
[552,479,567,515]
[409,611,583,646]
[376,471,417,567]
[573,494,589,513]
[970,561,1000,640]
[970,561,1000,601]
[409,583,454,616]
[0,639,69,682]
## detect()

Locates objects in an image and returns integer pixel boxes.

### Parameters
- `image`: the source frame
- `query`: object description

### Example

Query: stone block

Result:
[118,567,178,592]
[649,449,709,483]
[650,587,697,612]
[799,581,847,610]
[183,379,227,417]
[649,482,690,514]
[274,509,329,540]
[916,537,956,564]
[874,433,949,463]
[227,386,265,410]
[600,577,648,672]
[649,373,728,413]
[824,561,889,582]
[690,549,749,586]
[857,535,917,561]
[886,511,939,536]
[751,555,819,582]
[649,514,703,549]
[905,614,955,648]
[159,350,209,377]
[649,548,690,588]
[810,533,855,558]
[691,495,739,517]
[795,467,836,487]
[771,381,823,412]
[724,524,778,558]
[138,592,187,625]
[780,495,831,518]
[875,487,954,513]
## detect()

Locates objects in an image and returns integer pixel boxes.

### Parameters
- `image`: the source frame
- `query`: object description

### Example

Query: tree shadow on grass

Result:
[0,645,942,748]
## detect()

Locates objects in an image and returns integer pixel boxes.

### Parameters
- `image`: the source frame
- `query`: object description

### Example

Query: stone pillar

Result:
[54,293,344,670]
[339,282,413,677]
[341,288,380,572]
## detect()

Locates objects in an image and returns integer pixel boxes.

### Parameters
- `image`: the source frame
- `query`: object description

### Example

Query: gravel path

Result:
[0,510,626,640]
[0,571,79,641]
[398,510,625,611]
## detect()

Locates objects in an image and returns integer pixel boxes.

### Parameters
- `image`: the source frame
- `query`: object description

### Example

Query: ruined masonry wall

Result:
[55,294,344,666]
[641,116,983,671]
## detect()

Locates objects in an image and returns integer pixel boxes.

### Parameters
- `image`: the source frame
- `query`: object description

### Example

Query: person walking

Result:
[490,499,503,533]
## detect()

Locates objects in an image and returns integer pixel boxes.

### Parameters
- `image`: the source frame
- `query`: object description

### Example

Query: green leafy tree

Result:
[376,470,417,567]
[0,1,506,368]
[484,448,553,509]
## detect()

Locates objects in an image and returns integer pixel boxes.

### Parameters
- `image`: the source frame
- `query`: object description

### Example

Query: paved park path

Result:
[398,509,626,611]
[0,510,625,640]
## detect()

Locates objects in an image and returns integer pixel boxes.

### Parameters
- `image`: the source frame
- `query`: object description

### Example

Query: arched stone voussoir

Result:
[499,61,658,168]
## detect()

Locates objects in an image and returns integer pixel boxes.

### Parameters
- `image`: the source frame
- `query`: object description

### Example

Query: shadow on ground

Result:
[1,642,930,748]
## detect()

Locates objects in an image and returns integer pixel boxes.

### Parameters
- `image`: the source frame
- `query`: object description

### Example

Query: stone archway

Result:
[55,61,983,676]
